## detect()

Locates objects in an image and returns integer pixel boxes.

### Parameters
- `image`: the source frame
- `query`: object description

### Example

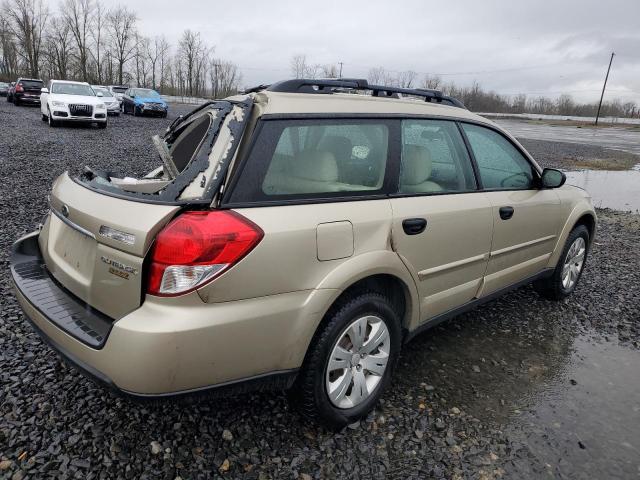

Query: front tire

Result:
[290,292,401,430]
[97,120,107,129]
[534,224,589,300]
[47,109,57,128]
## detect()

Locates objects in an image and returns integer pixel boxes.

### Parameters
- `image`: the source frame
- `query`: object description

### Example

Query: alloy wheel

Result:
[325,315,390,409]
[562,236,586,289]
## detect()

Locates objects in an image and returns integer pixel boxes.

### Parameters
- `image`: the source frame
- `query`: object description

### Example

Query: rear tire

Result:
[13,97,19,106]
[534,224,589,300]
[41,113,47,121]
[289,292,401,430]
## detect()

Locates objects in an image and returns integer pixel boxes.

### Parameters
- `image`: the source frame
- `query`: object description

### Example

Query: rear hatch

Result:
[19,79,43,97]
[38,99,252,319]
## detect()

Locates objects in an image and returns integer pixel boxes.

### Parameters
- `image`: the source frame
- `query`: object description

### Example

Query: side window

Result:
[400,119,476,193]
[461,123,536,190]
[228,119,389,202]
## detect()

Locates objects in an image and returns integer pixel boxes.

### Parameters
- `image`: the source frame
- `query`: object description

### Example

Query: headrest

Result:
[319,135,353,161]
[401,145,432,185]
[292,150,338,182]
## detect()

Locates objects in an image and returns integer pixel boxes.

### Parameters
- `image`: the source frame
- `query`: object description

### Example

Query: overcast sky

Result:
[100,0,640,104]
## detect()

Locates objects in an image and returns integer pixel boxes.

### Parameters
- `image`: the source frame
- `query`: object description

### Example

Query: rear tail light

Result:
[147,210,263,296]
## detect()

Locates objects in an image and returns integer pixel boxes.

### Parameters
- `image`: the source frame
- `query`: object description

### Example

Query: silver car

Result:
[92,86,120,116]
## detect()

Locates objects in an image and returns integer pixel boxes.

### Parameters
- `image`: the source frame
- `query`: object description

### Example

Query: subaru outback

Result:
[11,79,595,429]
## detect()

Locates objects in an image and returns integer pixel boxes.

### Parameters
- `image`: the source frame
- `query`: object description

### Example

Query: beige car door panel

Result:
[391,194,493,321]
[480,188,562,296]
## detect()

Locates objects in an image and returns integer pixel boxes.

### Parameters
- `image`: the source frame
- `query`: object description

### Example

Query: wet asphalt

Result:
[0,101,639,479]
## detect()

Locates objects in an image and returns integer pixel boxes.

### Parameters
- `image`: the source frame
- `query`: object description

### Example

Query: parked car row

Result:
[3,77,168,128]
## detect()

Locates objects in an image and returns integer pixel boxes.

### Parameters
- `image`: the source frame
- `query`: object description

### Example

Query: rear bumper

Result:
[15,94,40,103]
[11,232,334,397]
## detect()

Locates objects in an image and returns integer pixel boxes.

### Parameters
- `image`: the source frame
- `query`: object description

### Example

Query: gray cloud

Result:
[99,0,640,103]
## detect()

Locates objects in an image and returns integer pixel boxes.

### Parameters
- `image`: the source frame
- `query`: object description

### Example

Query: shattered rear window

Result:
[77,99,252,205]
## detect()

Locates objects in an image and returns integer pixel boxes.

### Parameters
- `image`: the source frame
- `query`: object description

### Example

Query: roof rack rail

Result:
[265,78,465,109]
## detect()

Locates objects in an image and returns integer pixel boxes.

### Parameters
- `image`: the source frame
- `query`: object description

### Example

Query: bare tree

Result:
[3,0,49,78]
[107,5,137,85]
[147,35,169,91]
[132,33,151,87]
[177,29,208,96]
[61,0,94,81]
[321,63,339,78]
[0,16,20,78]
[290,54,307,78]
[422,74,442,90]
[368,66,394,86]
[90,1,106,83]
[45,16,73,79]
[210,58,241,98]
[396,70,417,88]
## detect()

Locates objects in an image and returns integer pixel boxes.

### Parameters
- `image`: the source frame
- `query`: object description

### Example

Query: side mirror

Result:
[41,87,48,93]
[96,91,103,97]
[541,168,566,188]
[130,94,135,98]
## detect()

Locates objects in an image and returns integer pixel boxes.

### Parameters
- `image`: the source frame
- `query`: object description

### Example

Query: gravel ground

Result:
[518,138,640,171]
[1,101,639,480]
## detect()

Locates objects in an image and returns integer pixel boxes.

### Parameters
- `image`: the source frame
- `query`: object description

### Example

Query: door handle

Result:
[499,206,514,220]
[402,218,427,235]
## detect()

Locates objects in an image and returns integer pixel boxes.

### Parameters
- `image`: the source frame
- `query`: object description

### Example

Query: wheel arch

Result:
[547,202,597,269]
[294,250,421,370]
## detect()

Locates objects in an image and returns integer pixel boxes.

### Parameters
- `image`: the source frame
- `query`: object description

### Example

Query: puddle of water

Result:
[505,337,640,479]
[565,167,640,212]
[395,297,640,479]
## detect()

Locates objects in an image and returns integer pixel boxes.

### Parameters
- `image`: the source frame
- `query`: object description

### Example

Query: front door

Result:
[390,119,493,321]
[460,123,562,296]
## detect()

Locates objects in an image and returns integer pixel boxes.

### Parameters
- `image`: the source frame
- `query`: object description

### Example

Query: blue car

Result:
[121,87,168,117]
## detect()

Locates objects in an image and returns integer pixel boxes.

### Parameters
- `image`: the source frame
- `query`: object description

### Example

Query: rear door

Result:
[460,123,562,296]
[217,117,396,303]
[390,119,493,321]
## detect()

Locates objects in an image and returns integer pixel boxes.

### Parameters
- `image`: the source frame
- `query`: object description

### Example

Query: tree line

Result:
[0,0,242,98]
[292,56,639,119]
[1,3,637,118]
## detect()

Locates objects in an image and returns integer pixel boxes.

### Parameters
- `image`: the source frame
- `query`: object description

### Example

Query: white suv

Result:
[40,80,108,128]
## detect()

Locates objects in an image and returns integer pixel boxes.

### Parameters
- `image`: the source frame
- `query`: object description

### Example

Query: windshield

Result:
[52,83,95,96]
[93,87,114,98]
[133,88,160,98]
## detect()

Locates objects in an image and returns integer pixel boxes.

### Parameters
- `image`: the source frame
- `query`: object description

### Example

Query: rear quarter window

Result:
[227,118,391,203]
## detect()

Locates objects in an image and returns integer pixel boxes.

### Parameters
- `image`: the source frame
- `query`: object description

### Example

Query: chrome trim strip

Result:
[418,253,489,280]
[490,235,556,258]
[51,208,96,239]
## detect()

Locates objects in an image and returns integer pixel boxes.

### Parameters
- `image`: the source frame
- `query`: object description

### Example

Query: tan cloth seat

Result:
[264,150,344,194]
[400,145,443,193]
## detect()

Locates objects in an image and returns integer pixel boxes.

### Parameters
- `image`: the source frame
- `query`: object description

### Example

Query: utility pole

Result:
[595,52,615,126]
[339,62,343,78]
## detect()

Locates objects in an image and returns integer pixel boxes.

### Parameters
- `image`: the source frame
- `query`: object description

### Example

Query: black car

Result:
[12,78,44,106]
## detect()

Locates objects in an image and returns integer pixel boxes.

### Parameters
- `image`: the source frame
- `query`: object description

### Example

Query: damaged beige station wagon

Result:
[11,79,596,428]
